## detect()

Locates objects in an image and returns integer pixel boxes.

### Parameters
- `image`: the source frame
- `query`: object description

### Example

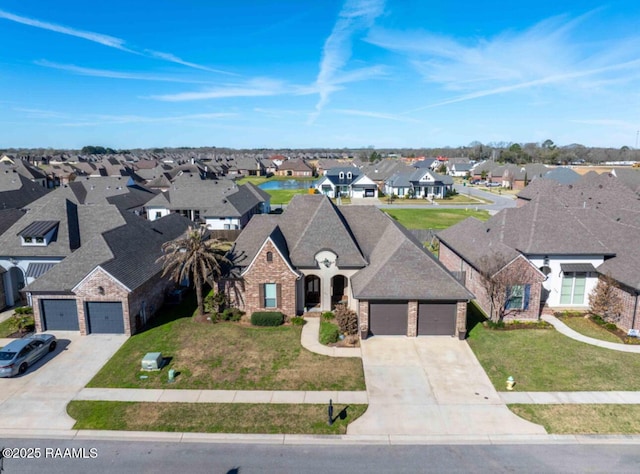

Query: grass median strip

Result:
[509,404,640,434]
[557,315,622,343]
[67,401,367,434]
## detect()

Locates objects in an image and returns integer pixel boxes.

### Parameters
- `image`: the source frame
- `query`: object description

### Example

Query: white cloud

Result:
[309,0,385,123]
[0,8,232,74]
[334,108,423,124]
[34,60,212,84]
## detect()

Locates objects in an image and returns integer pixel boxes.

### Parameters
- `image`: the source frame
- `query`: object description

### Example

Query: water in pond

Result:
[258,179,317,190]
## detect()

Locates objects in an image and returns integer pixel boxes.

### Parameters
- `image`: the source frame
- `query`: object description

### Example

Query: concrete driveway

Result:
[347,337,545,436]
[0,331,126,430]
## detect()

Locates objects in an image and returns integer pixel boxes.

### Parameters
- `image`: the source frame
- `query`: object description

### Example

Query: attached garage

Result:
[368,301,408,336]
[86,302,125,334]
[417,302,456,336]
[41,299,79,331]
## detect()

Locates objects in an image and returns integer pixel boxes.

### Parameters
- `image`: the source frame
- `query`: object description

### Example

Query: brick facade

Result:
[456,301,467,338]
[407,301,418,337]
[358,300,369,338]
[608,282,640,331]
[439,242,543,321]
[238,239,299,319]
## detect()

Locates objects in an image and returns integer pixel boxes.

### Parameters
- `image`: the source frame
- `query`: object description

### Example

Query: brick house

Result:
[438,173,640,331]
[274,159,314,177]
[227,195,473,339]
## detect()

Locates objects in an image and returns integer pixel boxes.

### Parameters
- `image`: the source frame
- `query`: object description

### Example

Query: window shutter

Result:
[523,284,531,310]
[276,284,282,308]
[259,284,264,307]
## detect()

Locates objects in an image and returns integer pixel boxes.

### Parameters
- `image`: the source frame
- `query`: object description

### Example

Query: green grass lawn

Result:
[558,315,622,343]
[87,295,364,391]
[68,401,367,435]
[467,321,640,391]
[509,405,640,434]
[267,188,313,205]
[434,194,491,205]
[383,208,490,230]
[235,175,317,186]
[0,313,34,338]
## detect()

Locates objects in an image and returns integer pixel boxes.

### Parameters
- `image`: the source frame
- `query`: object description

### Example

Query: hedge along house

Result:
[226,195,473,339]
[24,211,191,335]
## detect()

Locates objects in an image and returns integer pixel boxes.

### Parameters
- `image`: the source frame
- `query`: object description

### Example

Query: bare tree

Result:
[588,274,624,323]
[477,254,531,323]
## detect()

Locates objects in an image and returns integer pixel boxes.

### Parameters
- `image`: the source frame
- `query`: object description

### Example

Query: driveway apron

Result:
[0,331,126,430]
[347,337,546,436]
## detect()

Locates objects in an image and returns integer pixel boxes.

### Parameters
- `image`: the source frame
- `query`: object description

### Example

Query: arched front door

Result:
[331,275,348,307]
[304,275,321,309]
[7,266,26,306]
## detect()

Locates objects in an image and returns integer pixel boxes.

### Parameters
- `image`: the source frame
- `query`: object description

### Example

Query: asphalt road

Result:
[1,439,639,473]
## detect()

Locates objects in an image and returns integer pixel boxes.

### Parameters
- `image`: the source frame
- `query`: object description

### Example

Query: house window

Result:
[339,172,344,180]
[347,172,352,180]
[560,272,586,305]
[506,284,531,310]
[263,283,277,308]
[193,210,200,221]
[155,212,162,220]
[266,251,273,262]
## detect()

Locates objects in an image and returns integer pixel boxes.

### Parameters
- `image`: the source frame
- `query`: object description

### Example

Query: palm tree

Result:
[157,226,232,320]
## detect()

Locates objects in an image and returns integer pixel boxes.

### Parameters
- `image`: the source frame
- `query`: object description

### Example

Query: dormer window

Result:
[347,172,352,180]
[19,220,59,247]
[339,172,344,180]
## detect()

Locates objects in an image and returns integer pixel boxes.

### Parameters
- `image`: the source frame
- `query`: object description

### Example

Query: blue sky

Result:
[1,0,639,149]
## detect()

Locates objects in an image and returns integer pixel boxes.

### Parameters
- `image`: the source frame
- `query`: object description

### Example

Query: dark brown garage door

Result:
[418,302,456,335]
[369,301,408,336]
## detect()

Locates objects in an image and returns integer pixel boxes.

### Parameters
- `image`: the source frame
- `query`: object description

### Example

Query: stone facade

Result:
[456,301,467,339]
[239,239,299,318]
[358,300,369,339]
[439,243,543,321]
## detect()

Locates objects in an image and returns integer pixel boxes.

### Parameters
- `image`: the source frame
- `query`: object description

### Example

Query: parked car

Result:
[486,182,502,187]
[0,334,57,377]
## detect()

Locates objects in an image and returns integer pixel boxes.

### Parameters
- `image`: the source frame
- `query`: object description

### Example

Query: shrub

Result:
[321,311,335,321]
[605,322,618,331]
[334,303,358,336]
[251,311,284,327]
[204,291,228,315]
[290,316,306,326]
[220,308,244,322]
[319,321,340,345]
[14,306,33,315]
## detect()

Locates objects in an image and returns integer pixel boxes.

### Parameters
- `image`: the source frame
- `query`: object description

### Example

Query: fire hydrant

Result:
[506,376,515,391]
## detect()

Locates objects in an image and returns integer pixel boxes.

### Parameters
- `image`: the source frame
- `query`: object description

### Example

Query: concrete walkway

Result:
[500,391,640,404]
[300,316,362,357]
[75,387,367,404]
[542,314,640,353]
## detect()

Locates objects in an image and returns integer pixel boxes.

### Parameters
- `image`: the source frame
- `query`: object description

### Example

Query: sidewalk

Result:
[300,316,362,358]
[500,391,640,404]
[542,314,640,353]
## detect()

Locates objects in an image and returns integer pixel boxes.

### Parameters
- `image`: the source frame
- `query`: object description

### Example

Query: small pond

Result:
[258,179,318,190]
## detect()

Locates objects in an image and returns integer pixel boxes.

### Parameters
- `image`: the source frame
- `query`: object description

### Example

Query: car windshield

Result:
[0,351,17,361]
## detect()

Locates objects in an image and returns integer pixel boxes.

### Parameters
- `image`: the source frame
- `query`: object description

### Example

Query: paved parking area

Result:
[0,332,126,430]
[347,337,546,436]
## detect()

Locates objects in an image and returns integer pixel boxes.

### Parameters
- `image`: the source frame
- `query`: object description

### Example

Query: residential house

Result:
[144,174,270,229]
[448,163,473,177]
[314,167,378,198]
[275,159,313,177]
[24,210,192,336]
[385,169,454,199]
[0,157,47,187]
[0,170,51,210]
[360,159,412,190]
[227,156,265,177]
[227,195,472,338]
[438,173,640,331]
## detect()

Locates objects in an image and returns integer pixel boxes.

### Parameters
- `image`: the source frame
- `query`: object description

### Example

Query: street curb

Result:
[3,430,640,445]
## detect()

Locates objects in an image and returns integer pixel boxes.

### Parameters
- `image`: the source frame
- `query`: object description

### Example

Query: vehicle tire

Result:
[18,363,28,375]
[49,341,57,352]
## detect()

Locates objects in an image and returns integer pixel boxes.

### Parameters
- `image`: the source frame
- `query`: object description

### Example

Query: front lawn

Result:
[88,296,364,391]
[267,189,311,205]
[467,320,640,391]
[68,401,367,435]
[383,208,490,230]
[558,315,622,343]
[509,405,640,434]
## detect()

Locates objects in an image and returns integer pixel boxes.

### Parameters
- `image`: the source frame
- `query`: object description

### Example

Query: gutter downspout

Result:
[632,292,639,329]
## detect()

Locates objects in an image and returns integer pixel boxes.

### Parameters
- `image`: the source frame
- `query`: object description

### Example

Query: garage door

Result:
[368,301,408,336]
[86,302,125,334]
[418,302,456,335]
[41,299,79,331]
